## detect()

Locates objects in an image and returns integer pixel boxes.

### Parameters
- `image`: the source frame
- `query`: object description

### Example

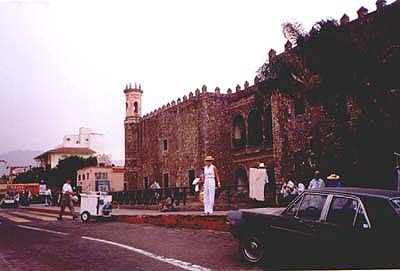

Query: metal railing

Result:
[110,185,251,206]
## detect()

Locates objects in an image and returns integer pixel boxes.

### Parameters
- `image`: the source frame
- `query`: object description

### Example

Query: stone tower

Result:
[124,83,143,190]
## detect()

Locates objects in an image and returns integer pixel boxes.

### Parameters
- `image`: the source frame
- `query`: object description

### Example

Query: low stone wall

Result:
[115,214,229,232]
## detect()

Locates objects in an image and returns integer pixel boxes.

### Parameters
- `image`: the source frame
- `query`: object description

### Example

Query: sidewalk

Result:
[23,204,284,232]
[22,204,231,231]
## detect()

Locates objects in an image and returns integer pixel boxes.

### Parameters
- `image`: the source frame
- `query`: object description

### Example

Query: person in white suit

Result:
[203,156,221,215]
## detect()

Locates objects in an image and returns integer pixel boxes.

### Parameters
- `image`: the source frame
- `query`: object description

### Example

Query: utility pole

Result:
[395,152,400,192]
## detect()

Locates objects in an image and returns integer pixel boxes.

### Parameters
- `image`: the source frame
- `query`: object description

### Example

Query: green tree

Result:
[15,156,97,188]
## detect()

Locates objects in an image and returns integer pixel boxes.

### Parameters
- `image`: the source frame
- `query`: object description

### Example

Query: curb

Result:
[115,214,229,232]
[25,207,230,232]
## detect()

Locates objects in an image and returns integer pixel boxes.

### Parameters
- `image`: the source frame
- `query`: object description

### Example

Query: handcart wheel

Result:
[81,211,90,222]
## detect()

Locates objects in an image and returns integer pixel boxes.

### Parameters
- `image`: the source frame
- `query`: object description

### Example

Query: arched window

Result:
[235,166,248,191]
[248,110,262,146]
[134,102,138,113]
[232,115,246,149]
[265,106,273,145]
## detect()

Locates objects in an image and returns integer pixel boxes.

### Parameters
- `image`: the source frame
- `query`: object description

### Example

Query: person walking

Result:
[150,180,161,204]
[58,179,78,220]
[203,155,221,215]
[23,188,31,206]
[308,170,325,189]
[44,188,52,207]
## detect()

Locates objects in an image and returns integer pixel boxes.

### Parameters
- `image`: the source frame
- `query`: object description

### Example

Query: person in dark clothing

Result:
[326,173,342,187]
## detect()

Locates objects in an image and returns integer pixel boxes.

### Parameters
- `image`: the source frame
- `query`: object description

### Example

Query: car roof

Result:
[308,187,400,200]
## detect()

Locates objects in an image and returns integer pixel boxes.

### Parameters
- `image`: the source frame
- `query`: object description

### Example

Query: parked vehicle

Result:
[0,192,16,208]
[226,187,400,269]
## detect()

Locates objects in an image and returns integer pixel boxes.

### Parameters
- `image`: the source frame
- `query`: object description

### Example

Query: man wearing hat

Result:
[203,155,221,214]
[326,173,342,187]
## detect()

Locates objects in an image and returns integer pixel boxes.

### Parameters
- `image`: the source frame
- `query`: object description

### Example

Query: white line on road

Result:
[17,225,69,236]
[81,236,211,271]
[0,253,18,271]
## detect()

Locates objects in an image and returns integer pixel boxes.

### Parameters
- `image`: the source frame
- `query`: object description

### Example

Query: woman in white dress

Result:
[203,156,221,214]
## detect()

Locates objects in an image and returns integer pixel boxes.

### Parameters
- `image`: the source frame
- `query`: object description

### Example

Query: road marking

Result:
[17,225,69,235]
[12,211,57,221]
[0,213,31,223]
[24,210,72,219]
[0,253,18,271]
[81,236,211,271]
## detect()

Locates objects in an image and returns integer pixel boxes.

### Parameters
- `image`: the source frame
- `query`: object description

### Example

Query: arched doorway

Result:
[235,166,248,191]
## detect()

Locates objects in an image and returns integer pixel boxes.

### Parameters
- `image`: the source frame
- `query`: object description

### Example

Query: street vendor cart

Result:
[79,192,112,222]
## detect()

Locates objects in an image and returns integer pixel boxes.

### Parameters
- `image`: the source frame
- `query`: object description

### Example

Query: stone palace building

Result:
[124,1,400,197]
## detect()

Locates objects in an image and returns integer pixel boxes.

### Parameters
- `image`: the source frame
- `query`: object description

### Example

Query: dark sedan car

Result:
[226,187,400,268]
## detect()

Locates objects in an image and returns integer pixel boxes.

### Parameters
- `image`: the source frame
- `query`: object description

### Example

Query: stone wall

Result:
[127,91,233,189]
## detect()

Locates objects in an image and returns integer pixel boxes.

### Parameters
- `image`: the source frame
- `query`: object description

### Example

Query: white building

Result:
[35,127,105,168]
[62,127,104,154]
[77,166,125,193]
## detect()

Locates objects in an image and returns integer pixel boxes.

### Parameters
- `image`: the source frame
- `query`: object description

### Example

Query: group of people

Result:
[157,155,222,214]
[279,170,343,205]
[308,170,343,189]
[16,188,32,207]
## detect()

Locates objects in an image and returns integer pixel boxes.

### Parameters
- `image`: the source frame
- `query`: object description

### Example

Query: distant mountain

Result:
[0,150,42,176]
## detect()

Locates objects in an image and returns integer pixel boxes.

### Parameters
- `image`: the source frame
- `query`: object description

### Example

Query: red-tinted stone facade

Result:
[125,1,400,197]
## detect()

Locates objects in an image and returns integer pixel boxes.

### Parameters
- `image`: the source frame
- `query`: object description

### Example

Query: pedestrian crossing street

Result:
[0,209,72,223]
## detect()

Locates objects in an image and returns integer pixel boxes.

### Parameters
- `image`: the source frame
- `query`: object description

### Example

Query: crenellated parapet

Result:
[139,80,260,121]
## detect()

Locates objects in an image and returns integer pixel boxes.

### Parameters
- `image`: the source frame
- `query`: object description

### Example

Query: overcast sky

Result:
[0,0,386,161]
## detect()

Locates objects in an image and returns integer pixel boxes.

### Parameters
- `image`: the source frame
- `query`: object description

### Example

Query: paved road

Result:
[0,208,262,271]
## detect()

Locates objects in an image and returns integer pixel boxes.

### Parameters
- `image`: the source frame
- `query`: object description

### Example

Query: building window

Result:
[248,110,263,147]
[163,173,169,188]
[95,173,108,180]
[78,174,81,181]
[294,98,305,115]
[265,106,273,145]
[144,176,149,189]
[163,139,168,151]
[232,115,246,149]
[82,174,85,181]
[134,102,138,113]
[66,138,70,141]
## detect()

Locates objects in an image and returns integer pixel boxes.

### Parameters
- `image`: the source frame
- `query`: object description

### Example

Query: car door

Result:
[274,193,328,258]
[316,195,371,265]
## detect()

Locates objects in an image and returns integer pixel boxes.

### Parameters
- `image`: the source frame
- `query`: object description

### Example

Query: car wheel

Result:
[81,211,90,222]
[239,233,265,264]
